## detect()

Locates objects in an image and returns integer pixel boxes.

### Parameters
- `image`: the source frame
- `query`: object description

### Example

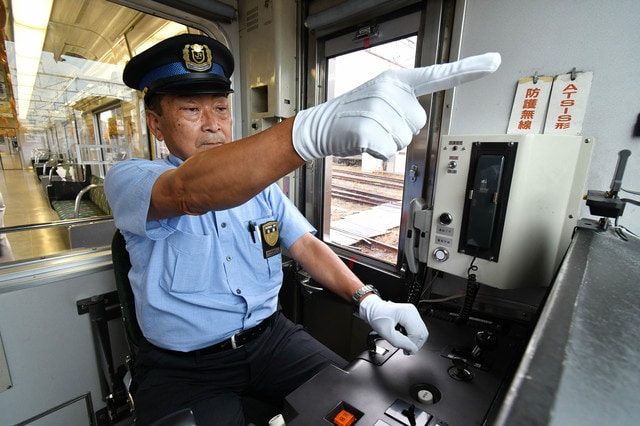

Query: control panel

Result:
[283,314,529,425]
[427,134,593,289]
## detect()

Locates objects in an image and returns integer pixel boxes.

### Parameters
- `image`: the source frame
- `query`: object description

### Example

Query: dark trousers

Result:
[132,312,347,425]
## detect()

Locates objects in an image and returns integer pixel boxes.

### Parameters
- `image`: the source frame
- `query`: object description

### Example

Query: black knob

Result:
[448,356,474,381]
[439,213,453,225]
[471,331,497,358]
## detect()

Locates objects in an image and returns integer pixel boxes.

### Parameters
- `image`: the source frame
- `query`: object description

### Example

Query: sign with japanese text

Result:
[507,76,553,134]
[543,71,593,135]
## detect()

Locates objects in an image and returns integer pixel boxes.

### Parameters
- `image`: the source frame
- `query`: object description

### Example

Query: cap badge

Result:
[182,43,213,72]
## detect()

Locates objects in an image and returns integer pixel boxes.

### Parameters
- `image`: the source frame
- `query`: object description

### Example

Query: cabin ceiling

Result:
[45,0,139,63]
[4,0,145,63]
[1,0,185,131]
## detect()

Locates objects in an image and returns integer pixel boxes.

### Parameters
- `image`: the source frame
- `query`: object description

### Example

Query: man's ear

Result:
[146,110,164,141]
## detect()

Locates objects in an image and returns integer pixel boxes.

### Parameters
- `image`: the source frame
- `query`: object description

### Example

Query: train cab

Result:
[0,0,638,425]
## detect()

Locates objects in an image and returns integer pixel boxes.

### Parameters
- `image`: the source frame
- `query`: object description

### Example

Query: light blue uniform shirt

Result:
[105,155,314,351]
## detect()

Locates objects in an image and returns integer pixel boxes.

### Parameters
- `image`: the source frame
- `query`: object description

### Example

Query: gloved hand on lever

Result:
[292,52,501,160]
[359,294,428,355]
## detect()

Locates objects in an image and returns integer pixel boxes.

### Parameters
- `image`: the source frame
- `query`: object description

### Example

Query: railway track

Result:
[331,185,399,205]
[331,169,403,205]
[332,169,404,190]
[330,167,403,261]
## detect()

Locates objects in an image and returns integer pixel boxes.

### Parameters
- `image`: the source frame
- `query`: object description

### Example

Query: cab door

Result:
[299,0,455,359]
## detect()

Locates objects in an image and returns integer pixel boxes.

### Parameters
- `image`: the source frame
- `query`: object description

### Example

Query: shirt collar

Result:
[167,154,184,167]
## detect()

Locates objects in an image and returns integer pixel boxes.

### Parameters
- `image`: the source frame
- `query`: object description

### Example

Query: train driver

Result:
[105,33,500,425]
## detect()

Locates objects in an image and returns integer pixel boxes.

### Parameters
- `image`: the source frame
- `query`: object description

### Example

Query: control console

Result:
[283,313,528,425]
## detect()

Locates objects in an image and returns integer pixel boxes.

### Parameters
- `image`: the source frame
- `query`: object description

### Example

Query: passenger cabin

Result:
[0,0,638,425]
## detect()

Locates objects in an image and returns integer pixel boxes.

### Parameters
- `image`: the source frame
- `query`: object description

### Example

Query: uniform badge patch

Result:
[182,43,213,72]
[260,221,281,258]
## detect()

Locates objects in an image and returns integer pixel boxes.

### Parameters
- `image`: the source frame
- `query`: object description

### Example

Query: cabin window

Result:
[321,36,417,266]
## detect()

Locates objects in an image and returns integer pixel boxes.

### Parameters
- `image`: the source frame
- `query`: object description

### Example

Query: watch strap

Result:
[352,284,380,305]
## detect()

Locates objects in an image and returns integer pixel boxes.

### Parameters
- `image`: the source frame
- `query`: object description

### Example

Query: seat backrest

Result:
[111,230,145,351]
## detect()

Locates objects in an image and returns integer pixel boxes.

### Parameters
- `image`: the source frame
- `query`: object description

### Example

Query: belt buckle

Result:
[231,333,243,350]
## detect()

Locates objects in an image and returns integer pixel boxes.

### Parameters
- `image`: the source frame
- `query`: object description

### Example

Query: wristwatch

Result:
[352,284,380,306]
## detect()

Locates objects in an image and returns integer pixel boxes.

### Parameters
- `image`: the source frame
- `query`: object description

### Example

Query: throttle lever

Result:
[606,149,631,197]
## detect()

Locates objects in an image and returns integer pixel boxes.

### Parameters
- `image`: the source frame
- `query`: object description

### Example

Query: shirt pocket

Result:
[248,216,283,281]
[164,231,212,293]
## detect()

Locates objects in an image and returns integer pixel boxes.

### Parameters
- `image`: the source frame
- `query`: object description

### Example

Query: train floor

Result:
[0,167,68,261]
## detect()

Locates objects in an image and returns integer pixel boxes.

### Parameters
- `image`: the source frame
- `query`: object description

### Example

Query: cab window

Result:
[322,36,417,266]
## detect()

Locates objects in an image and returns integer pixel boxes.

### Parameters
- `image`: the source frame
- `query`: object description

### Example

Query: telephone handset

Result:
[404,198,432,274]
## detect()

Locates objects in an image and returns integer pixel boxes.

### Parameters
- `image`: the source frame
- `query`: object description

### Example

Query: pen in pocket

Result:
[248,221,260,243]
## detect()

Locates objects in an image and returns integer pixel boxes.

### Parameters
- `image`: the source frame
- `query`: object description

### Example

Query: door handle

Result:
[299,276,323,294]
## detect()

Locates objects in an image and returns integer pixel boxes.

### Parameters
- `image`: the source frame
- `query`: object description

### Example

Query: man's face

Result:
[147,93,232,160]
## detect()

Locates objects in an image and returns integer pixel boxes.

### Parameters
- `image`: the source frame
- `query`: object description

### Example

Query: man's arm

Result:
[289,232,429,355]
[149,117,302,220]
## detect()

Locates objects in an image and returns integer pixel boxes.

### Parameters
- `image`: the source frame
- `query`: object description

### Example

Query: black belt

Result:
[152,312,276,357]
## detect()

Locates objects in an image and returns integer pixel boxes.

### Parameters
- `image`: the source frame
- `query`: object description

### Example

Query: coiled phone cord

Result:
[456,257,479,324]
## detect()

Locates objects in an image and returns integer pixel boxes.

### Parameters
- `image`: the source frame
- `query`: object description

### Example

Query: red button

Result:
[333,409,356,426]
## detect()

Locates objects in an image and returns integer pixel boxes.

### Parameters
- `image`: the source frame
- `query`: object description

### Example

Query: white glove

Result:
[359,294,428,355]
[292,52,502,161]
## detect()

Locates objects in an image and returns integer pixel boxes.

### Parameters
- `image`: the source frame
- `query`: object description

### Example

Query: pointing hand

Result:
[292,52,501,160]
